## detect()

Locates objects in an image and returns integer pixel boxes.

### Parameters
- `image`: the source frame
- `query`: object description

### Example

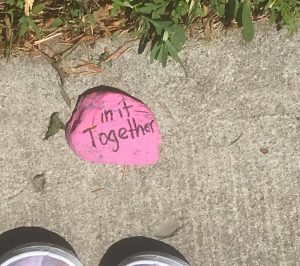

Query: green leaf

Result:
[210,0,218,12]
[218,3,225,17]
[165,40,181,64]
[138,34,149,54]
[139,8,152,14]
[122,1,133,8]
[176,1,188,16]
[161,43,168,67]
[210,0,225,16]
[233,0,240,18]
[163,31,168,41]
[139,3,157,14]
[153,4,167,19]
[236,3,243,27]
[156,45,166,67]
[16,0,23,9]
[19,17,29,37]
[44,112,65,140]
[146,18,173,35]
[70,8,81,18]
[152,8,164,19]
[169,25,186,51]
[242,1,254,42]
[150,42,160,63]
[225,0,237,23]
[141,17,151,32]
[111,31,119,41]
[269,9,276,25]
[156,43,164,64]
[110,6,121,17]
[192,2,205,18]
[28,18,41,39]
[50,18,64,28]
[98,51,112,67]
[87,12,96,26]
[112,0,123,5]
[32,3,45,15]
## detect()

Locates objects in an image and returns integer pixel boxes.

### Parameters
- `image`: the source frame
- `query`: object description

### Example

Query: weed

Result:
[0,0,97,57]
[111,0,204,66]
[0,0,299,65]
[266,0,300,33]
[1,0,44,53]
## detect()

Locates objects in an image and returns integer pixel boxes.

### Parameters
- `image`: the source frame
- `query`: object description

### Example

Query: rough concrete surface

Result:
[0,23,300,266]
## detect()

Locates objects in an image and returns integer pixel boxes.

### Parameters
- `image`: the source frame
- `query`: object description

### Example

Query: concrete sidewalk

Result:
[0,23,300,265]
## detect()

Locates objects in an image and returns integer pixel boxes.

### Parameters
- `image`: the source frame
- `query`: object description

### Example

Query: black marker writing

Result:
[99,100,133,124]
[87,118,155,152]
[122,100,133,117]
[83,126,97,148]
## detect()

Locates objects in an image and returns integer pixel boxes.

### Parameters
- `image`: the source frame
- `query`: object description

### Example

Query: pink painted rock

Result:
[66,88,161,165]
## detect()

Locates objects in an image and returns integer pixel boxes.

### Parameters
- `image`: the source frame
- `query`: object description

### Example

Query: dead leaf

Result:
[203,15,214,39]
[3,15,13,58]
[32,173,45,192]
[155,217,181,238]
[24,41,34,49]
[44,112,65,140]
[92,7,110,22]
[260,148,269,155]
[121,165,128,178]
[203,5,210,17]
[4,15,12,41]
[70,60,103,75]
[112,20,125,27]
[38,43,57,58]
[103,43,132,63]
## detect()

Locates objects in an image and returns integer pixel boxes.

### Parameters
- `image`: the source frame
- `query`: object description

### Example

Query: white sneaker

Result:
[118,252,190,266]
[0,244,83,266]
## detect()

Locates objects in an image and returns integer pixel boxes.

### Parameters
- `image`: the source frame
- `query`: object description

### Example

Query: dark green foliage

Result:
[44,112,65,140]
[1,0,299,65]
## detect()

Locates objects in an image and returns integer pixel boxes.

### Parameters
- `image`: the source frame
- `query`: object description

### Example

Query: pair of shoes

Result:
[0,244,190,266]
[0,228,190,266]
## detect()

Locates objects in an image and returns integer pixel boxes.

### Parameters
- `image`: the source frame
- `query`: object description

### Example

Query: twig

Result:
[104,39,136,63]
[53,64,72,108]
[228,132,243,146]
[121,165,127,178]
[91,0,101,7]
[37,49,71,107]
[37,36,94,107]
[6,190,24,201]
[91,187,104,193]
[70,60,103,75]
[76,71,103,77]
[34,32,63,45]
